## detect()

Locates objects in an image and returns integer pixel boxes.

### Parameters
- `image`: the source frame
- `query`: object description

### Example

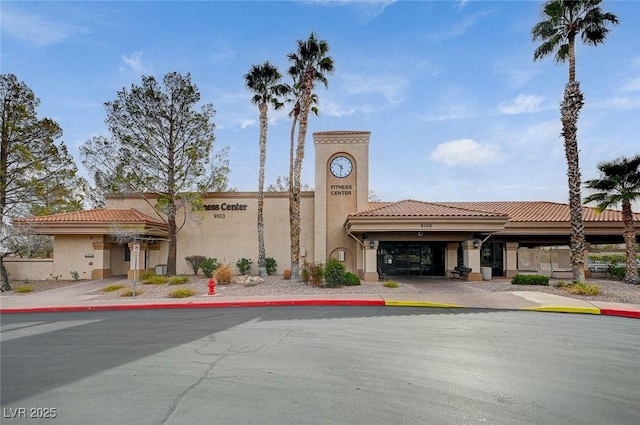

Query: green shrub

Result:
[103,284,125,292]
[185,255,207,275]
[383,280,399,288]
[343,271,361,286]
[49,273,62,281]
[511,274,549,286]
[589,254,629,264]
[324,259,346,287]
[70,270,80,281]
[608,266,626,280]
[201,257,220,278]
[168,276,189,285]
[168,288,196,298]
[236,258,253,275]
[265,257,277,275]
[142,275,169,285]
[300,267,310,284]
[14,285,33,293]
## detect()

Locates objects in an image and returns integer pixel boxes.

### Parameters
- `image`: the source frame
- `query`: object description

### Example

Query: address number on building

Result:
[420,223,433,228]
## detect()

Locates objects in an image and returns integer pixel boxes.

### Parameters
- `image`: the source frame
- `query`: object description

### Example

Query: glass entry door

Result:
[481,242,504,277]
[378,242,446,277]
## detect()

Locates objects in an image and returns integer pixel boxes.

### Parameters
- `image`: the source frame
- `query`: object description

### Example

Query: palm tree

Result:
[584,155,640,285]
[532,0,619,282]
[244,62,290,277]
[286,33,334,280]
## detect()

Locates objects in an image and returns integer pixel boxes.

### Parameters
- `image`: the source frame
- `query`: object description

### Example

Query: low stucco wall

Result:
[4,258,55,281]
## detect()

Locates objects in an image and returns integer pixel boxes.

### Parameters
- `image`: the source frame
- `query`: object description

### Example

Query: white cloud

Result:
[307,1,398,22]
[119,52,152,76]
[455,0,469,10]
[342,73,407,104]
[1,9,89,46]
[497,94,546,115]
[425,10,493,42]
[429,138,501,166]
[593,96,640,111]
[622,77,640,92]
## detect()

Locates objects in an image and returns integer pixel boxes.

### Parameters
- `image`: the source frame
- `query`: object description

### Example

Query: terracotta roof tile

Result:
[351,200,508,218]
[15,209,166,226]
[442,201,640,222]
[354,200,640,222]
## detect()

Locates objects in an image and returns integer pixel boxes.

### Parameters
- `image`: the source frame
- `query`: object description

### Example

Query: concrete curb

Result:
[1,298,639,319]
[0,299,386,314]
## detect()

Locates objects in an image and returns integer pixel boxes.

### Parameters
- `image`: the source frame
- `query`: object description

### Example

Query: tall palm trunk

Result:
[290,72,314,281]
[288,105,299,279]
[257,103,268,277]
[621,201,640,285]
[560,80,586,282]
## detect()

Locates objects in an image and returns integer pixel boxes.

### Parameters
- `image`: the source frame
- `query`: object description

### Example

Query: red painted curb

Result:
[0,299,386,314]
[599,309,640,319]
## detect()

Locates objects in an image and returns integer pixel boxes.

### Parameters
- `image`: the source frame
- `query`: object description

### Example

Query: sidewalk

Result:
[1,278,639,319]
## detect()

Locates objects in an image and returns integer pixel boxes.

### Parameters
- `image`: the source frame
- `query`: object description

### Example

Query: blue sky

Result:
[2,0,639,206]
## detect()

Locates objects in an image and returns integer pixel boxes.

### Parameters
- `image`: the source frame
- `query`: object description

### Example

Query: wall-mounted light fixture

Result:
[473,239,480,249]
[369,240,375,249]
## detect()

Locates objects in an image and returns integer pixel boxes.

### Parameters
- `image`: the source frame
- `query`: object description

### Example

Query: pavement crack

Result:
[159,343,264,424]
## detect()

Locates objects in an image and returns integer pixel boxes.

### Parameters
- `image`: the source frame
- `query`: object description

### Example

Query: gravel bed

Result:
[83,275,423,301]
[3,275,639,305]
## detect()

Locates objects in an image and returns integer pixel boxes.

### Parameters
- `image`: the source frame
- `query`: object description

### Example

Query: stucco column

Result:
[363,240,378,282]
[91,242,113,280]
[127,242,148,280]
[462,240,482,281]
[147,242,161,272]
[505,242,519,278]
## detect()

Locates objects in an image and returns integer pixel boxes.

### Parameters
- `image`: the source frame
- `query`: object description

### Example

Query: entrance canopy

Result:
[345,200,640,243]
[345,200,509,234]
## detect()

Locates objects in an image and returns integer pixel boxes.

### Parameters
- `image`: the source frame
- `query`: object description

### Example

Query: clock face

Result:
[330,156,353,178]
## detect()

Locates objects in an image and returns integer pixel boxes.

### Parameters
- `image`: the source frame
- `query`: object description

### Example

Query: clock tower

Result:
[314,131,370,276]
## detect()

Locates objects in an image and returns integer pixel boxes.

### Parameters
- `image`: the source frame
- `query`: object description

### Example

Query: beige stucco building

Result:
[8,130,640,282]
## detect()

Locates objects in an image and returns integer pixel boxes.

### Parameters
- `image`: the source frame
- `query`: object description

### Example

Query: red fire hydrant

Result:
[208,278,216,296]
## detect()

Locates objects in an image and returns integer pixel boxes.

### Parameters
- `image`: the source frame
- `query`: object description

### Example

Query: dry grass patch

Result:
[555,281,601,296]
[168,288,196,298]
[120,288,143,297]
[14,285,34,293]
[102,284,125,292]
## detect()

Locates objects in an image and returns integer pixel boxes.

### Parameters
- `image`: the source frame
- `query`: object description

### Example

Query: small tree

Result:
[81,72,230,276]
[584,155,640,285]
[1,74,83,290]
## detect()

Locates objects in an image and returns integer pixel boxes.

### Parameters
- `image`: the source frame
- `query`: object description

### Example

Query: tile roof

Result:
[355,200,640,223]
[352,200,508,218]
[15,209,166,226]
[442,201,640,222]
